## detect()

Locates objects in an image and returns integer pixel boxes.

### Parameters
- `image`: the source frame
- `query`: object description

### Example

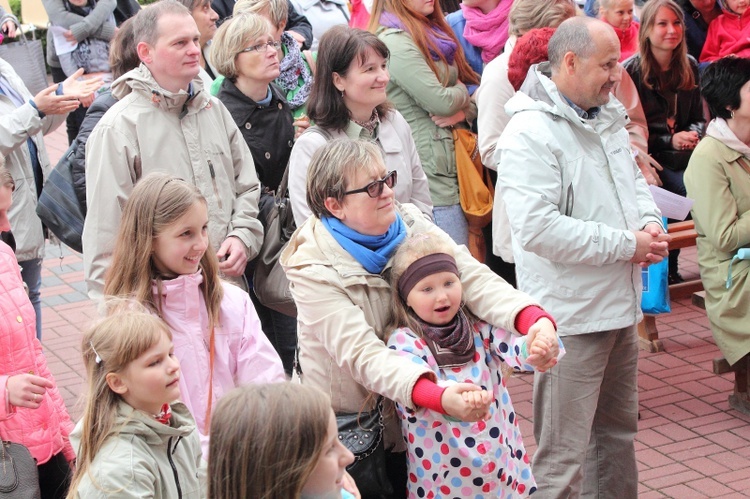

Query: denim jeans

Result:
[19,258,42,340]
[432,204,469,247]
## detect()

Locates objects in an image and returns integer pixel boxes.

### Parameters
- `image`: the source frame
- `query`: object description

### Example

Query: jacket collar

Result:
[152,271,204,315]
[706,118,750,160]
[112,64,211,118]
[218,78,287,127]
[282,202,419,281]
[510,62,628,135]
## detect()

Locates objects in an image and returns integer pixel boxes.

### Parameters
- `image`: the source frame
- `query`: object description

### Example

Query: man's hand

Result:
[1,20,17,38]
[217,236,247,276]
[6,374,53,410]
[525,318,560,372]
[441,383,492,422]
[631,224,670,267]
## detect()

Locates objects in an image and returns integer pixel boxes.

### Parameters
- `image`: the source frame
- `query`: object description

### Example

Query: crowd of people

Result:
[1,0,749,497]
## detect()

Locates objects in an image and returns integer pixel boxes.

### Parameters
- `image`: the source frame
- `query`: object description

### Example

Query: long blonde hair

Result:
[208,383,331,498]
[637,0,695,91]
[386,232,464,340]
[66,307,173,497]
[103,173,224,331]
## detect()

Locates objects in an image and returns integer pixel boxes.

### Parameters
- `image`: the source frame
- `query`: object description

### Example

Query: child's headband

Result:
[397,253,459,301]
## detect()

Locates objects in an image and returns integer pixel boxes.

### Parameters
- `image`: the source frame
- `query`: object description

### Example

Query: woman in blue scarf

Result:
[280,138,560,498]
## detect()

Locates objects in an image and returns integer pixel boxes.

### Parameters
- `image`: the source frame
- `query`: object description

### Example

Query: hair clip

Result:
[90,341,103,364]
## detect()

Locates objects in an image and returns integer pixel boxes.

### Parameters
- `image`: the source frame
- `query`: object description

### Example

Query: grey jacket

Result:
[82,65,263,297]
[70,402,204,498]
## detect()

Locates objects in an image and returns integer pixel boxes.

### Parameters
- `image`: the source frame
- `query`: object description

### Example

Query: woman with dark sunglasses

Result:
[281,138,560,498]
[288,25,433,227]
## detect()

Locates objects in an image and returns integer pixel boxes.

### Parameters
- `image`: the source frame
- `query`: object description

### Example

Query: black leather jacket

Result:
[623,54,705,171]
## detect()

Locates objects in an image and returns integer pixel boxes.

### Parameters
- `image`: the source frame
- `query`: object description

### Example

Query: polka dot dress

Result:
[387,321,537,498]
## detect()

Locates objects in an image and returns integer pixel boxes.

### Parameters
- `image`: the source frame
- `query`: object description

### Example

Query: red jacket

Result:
[700,8,750,62]
[0,241,74,464]
[613,21,640,62]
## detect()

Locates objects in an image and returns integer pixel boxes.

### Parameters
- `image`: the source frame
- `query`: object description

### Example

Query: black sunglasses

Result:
[343,171,397,198]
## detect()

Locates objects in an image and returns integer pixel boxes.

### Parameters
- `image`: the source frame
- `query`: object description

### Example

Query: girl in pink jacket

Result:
[103,172,285,458]
[0,161,75,498]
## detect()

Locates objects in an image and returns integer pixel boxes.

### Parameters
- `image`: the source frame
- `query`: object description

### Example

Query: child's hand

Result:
[442,383,493,422]
[525,318,560,372]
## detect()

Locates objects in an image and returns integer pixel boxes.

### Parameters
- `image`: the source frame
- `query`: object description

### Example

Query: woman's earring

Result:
[731,110,735,119]
[341,90,345,97]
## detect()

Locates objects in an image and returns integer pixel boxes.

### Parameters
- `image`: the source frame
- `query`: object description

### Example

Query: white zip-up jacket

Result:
[496,63,662,336]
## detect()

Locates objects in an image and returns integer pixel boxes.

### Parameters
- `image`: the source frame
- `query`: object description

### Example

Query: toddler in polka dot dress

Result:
[386,234,565,498]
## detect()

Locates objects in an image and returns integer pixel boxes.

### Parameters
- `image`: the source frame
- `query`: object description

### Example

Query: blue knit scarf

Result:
[322,215,407,274]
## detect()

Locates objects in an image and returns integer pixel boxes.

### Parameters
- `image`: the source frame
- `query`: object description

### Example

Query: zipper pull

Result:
[207,159,224,210]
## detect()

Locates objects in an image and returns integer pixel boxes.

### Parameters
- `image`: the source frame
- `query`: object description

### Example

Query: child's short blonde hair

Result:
[233,0,288,27]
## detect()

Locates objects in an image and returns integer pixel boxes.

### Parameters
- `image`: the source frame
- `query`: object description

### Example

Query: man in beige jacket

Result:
[83,0,263,297]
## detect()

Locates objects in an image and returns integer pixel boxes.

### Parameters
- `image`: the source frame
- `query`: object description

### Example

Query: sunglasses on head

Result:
[343,170,397,198]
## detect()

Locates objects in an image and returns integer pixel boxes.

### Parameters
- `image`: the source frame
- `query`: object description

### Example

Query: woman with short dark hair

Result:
[683,56,750,414]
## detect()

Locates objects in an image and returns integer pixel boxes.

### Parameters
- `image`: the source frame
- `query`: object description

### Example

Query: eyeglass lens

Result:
[366,171,397,197]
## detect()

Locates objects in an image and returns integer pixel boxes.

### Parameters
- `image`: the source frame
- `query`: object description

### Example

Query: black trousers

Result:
[38,451,71,499]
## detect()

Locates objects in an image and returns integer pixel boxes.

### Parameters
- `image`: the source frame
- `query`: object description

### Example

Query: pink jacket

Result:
[700,8,750,62]
[153,272,285,457]
[0,242,75,464]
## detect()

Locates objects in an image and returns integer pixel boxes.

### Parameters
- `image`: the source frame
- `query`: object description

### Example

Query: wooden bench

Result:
[637,221,702,352]
[692,291,750,416]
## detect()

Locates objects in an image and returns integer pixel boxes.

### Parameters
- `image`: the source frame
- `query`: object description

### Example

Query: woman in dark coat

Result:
[213,12,297,375]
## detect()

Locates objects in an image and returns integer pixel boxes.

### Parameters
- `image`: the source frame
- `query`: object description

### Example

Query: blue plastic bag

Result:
[640,219,671,314]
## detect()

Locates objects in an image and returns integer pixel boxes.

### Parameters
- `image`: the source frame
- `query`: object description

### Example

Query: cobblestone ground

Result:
[39,120,750,498]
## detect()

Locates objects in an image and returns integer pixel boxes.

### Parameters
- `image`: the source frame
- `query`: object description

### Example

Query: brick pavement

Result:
[37,124,750,497]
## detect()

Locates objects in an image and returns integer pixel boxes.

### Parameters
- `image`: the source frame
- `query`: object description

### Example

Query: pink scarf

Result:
[461,0,512,63]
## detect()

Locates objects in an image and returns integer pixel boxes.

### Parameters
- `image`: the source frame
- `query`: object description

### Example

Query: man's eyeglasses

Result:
[344,171,397,198]
[240,40,282,54]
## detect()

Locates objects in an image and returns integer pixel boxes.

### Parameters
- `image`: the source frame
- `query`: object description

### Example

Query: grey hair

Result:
[233,0,288,26]
[509,0,577,37]
[548,16,597,70]
[211,13,270,80]
[306,138,386,219]
[133,0,192,47]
